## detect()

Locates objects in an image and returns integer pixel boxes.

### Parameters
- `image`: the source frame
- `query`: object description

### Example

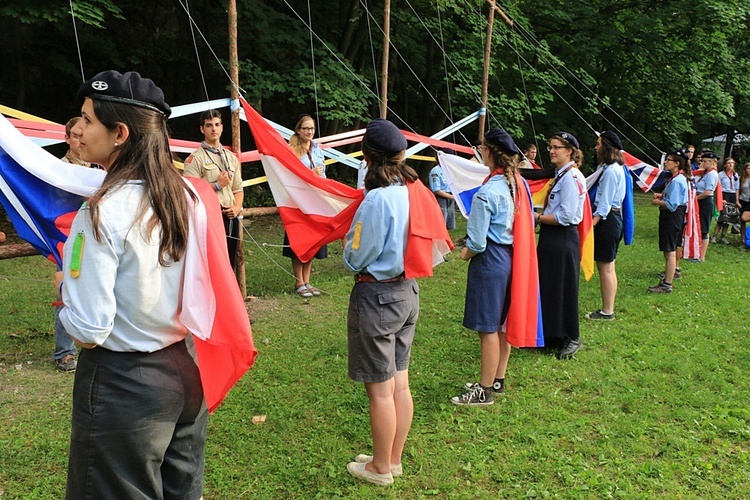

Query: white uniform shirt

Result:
[59,182,189,352]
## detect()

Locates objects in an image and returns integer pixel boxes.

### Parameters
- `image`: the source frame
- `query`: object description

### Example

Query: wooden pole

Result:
[380,0,391,118]
[228,0,247,298]
[478,0,496,141]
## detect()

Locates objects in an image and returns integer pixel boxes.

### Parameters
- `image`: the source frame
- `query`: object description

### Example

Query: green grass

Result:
[1,192,749,498]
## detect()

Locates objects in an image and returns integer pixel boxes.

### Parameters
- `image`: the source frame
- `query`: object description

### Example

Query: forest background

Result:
[2,0,750,190]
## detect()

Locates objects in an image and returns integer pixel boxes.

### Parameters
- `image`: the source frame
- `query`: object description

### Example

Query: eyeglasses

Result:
[664,158,676,163]
[546,145,567,151]
[299,127,315,132]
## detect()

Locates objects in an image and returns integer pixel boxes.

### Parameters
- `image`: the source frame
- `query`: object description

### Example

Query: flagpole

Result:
[228,0,247,298]
[380,0,391,119]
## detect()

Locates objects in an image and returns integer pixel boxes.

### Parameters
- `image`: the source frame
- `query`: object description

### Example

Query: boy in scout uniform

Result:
[184,109,244,270]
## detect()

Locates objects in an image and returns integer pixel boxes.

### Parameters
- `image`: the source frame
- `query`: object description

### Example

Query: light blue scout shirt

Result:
[466,174,514,253]
[428,165,451,194]
[593,162,627,219]
[694,169,718,195]
[719,171,738,193]
[542,161,586,226]
[300,141,326,178]
[663,174,688,212]
[344,184,409,280]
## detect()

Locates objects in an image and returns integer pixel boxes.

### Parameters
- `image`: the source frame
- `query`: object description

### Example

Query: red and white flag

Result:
[240,99,364,262]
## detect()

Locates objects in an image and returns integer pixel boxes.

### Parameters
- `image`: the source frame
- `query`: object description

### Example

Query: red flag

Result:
[184,177,257,413]
[240,98,364,263]
[404,180,454,278]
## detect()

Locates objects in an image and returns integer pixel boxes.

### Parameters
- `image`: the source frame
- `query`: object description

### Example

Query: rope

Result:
[185,0,211,102]
[512,35,541,158]
[363,0,381,102]
[306,0,321,133]
[68,0,85,82]
[175,0,244,95]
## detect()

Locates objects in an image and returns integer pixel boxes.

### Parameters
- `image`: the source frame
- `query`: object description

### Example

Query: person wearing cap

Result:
[694,151,720,261]
[584,131,627,320]
[649,149,690,293]
[58,70,208,498]
[534,132,586,359]
[283,114,327,297]
[428,149,456,230]
[184,109,244,271]
[342,118,420,486]
[450,128,519,407]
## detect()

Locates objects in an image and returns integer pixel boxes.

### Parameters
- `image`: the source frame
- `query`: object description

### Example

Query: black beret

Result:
[77,70,171,118]
[363,118,407,154]
[600,131,623,150]
[668,148,688,159]
[700,150,719,160]
[484,128,522,156]
[552,131,580,150]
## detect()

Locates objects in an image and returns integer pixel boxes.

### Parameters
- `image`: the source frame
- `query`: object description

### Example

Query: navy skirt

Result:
[463,241,512,333]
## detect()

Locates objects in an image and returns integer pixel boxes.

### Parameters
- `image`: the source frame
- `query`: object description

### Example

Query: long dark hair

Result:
[88,99,196,265]
[483,140,520,201]
[597,139,624,165]
[362,143,418,190]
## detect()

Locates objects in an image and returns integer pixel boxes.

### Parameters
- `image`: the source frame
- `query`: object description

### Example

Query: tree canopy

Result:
[1,0,749,165]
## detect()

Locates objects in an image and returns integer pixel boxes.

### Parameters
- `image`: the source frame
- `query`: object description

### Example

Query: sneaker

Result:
[710,237,717,244]
[346,461,393,486]
[451,383,494,407]
[556,338,581,359]
[648,282,673,294]
[354,454,402,477]
[657,269,682,280]
[720,238,730,245]
[584,310,614,320]
[54,354,76,372]
[463,380,504,394]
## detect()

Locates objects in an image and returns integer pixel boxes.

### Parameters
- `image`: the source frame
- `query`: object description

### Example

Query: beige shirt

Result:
[183,146,243,207]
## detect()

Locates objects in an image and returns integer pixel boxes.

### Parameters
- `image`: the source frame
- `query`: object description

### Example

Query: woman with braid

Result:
[450,129,520,407]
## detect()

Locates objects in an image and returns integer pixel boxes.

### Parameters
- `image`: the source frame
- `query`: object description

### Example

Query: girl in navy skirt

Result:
[451,128,521,407]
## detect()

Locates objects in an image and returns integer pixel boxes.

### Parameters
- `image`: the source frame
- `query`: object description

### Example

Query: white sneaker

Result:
[354,454,402,476]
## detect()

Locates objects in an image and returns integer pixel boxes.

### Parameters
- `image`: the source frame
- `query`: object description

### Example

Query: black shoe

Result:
[54,354,77,372]
[584,310,614,320]
[451,383,494,407]
[556,339,581,359]
[464,380,504,394]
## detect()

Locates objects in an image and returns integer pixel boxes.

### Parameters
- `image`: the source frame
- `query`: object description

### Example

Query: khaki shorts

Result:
[347,278,419,383]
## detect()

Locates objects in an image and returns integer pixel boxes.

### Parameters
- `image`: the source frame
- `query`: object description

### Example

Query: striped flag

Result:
[0,112,255,413]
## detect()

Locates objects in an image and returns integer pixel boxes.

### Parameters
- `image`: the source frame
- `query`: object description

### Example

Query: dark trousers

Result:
[223,214,240,271]
[66,339,207,500]
[538,224,580,345]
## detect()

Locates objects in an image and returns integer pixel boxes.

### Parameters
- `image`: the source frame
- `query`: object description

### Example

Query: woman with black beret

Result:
[57,70,207,499]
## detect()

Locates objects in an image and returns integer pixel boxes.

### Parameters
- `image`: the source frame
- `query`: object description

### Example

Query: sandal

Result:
[305,283,321,296]
[295,285,313,298]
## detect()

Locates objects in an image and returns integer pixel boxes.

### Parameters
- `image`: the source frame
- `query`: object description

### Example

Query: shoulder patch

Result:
[185,155,194,164]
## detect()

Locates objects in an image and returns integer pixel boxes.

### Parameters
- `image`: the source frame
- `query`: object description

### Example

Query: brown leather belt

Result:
[354,272,405,283]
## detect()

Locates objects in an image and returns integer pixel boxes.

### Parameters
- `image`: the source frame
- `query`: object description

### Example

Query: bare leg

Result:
[700,238,709,262]
[302,261,313,285]
[291,258,305,288]
[664,250,676,283]
[494,332,511,380]
[364,379,396,475]
[597,260,617,314]
[479,332,500,387]
[389,370,412,466]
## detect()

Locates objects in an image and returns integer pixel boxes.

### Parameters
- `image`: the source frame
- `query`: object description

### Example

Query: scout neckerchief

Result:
[543,161,575,210]
[201,141,232,173]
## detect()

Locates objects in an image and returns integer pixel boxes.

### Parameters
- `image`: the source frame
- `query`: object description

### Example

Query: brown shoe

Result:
[54,354,77,372]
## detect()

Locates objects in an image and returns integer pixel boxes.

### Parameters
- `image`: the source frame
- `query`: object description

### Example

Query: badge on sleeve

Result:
[69,232,85,278]
[352,221,362,250]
